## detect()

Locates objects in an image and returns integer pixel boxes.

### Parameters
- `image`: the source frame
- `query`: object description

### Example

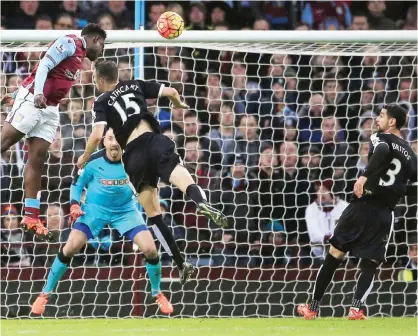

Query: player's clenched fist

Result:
[34,94,47,109]
[69,204,85,226]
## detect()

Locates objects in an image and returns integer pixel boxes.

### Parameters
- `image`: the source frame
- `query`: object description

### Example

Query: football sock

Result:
[309,253,343,312]
[148,214,185,270]
[24,198,40,219]
[42,252,71,294]
[185,184,207,204]
[352,259,378,310]
[145,258,162,297]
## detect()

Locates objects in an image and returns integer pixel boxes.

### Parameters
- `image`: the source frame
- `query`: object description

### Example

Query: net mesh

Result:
[1,40,417,319]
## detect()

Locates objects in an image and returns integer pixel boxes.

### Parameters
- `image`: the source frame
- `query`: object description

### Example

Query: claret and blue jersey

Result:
[70,149,147,240]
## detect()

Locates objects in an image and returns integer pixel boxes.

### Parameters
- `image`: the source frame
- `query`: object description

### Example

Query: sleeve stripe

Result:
[93,121,107,127]
[45,54,57,67]
[158,84,165,98]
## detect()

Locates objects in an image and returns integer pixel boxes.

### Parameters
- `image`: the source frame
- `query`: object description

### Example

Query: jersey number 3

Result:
[113,93,140,123]
[379,158,401,186]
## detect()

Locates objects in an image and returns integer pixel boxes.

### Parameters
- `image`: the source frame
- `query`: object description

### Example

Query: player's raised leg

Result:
[169,164,228,229]
[128,228,173,314]
[297,246,344,319]
[138,187,196,285]
[31,228,88,315]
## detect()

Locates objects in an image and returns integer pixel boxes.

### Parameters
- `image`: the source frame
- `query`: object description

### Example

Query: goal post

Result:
[0,30,417,319]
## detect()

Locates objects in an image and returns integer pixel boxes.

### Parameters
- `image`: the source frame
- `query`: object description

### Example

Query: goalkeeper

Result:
[31,128,173,315]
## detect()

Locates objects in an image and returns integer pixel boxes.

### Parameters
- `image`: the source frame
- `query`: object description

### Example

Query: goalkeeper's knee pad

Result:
[57,250,72,265]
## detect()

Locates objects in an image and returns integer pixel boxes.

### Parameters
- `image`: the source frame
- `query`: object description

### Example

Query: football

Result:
[157,11,184,40]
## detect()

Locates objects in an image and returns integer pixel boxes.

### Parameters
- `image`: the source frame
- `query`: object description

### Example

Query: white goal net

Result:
[1,30,417,318]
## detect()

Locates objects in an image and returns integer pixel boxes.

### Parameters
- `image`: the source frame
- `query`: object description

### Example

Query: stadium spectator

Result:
[351,12,370,30]
[248,143,283,233]
[225,115,261,170]
[187,3,210,30]
[98,13,116,30]
[1,204,31,267]
[144,46,177,82]
[358,110,377,142]
[7,0,40,29]
[305,179,349,262]
[323,78,352,133]
[397,236,417,282]
[197,72,223,125]
[117,58,133,81]
[146,2,166,30]
[166,58,196,108]
[220,154,257,266]
[6,75,22,94]
[41,130,73,205]
[301,1,352,30]
[182,110,222,167]
[399,5,417,30]
[61,99,88,159]
[46,203,69,243]
[35,15,53,30]
[175,137,220,262]
[397,78,417,140]
[54,13,75,30]
[207,102,236,168]
[105,0,133,29]
[209,2,230,27]
[356,141,369,172]
[299,145,321,183]
[262,1,298,30]
[298,93,327,143]
[276,141,311,238]
[167,3,184,18]
[320,116,357,196]
[367,0,396,30]
[253,18,270,30]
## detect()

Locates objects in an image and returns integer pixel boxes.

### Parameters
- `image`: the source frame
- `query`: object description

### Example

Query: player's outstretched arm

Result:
[77,124,105,168]
[33,37,76,108]
[161,87,189,109]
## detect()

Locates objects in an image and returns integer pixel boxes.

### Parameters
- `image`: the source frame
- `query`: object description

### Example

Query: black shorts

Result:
[122,132,181,193]
[329,201,394,262]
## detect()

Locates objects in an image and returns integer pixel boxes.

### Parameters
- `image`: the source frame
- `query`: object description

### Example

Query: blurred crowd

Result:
[0,1,417,277]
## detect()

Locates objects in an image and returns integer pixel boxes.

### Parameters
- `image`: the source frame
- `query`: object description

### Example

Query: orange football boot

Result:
[156,292,173,314]
[297,304,318,320]
[21,217,53,241]
[31,293,49,315]
[348,308,367,320]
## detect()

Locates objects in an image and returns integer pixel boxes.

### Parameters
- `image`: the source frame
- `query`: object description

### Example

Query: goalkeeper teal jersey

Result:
[70,149,136,210]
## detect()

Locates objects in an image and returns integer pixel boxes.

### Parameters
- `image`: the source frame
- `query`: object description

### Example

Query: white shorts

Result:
[5,87,59,143]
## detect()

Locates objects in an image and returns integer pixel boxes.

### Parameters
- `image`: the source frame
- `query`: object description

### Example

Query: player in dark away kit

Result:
[78,60,228,284]
[298,104,417,320]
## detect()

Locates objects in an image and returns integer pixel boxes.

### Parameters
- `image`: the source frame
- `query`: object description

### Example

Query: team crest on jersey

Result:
[65,69,80,81]
[56,43,66,54]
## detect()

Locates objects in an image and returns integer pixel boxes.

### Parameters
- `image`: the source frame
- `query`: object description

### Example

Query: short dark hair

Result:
[384,104,408,129]
[184,136,200,146]
[36,14,52,23]
[81,23,107,40]
[55,13,74,24]
[184,110,197,119]
[95,59,118,82]
[353,11,368,18]
[221,101,233,111]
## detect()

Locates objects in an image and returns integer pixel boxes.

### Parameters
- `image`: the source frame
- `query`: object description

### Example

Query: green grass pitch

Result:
[1,318,416,336]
